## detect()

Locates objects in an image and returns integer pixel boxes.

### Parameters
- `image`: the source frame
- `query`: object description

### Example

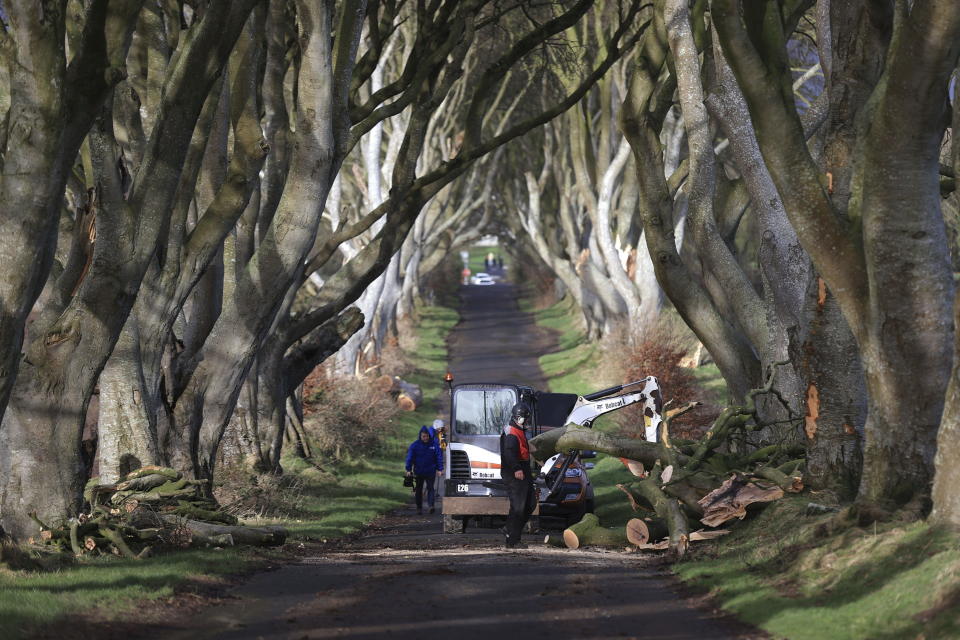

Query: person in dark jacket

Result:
[405,425,444,514]
[500,402,535,548]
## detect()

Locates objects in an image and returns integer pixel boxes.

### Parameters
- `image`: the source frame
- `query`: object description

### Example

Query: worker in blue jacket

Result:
[405,425,444,514]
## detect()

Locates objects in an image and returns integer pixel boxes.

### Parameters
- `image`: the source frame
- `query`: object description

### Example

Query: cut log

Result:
[562,513,628,549]
[118,487,197,503]
[99,526,138,559]
[632,475,690,557]
[124,466,181,481]
[115,474,173,492]
[543,534,566,547]
[621,459,646,477]
[397,394,418,412]
[626,518,670,546]
[191,533,235,547]
[396,379,423,411]
[529,427,565,459]
[376,376,423,411]
[553,425,689,468]
[160,516,288,546]
[133,528,163,541]
[171,503,238,525]
[660,465,674,483]
[698,475,784,527]
[83,478,117,506]
[374,375,397,393]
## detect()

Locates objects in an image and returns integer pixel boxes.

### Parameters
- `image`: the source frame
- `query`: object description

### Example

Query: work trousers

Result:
[504,473,534,545]
[414,475,436,510]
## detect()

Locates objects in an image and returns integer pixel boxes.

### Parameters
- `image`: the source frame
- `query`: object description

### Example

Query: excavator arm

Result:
[565,376,663,441]
[540,377,664,506]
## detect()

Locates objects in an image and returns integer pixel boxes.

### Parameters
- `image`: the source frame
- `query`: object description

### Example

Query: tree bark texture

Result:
[713,0,960,509]
[0,1,261,539]
[0,0,142,420]
[622,0,761,401]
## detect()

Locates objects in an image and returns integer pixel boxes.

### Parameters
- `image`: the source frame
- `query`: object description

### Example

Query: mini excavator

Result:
[439,376,663,533]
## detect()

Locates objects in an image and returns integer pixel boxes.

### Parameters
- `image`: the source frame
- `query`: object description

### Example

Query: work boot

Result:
[429,507,435,514]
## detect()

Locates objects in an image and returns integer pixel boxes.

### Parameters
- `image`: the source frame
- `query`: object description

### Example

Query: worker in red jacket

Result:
[500,402,535,548]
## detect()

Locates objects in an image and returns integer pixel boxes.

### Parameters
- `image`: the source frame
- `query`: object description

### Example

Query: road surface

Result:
[146,281,763,640]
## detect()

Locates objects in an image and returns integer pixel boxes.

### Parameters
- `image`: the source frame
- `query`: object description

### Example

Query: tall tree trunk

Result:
[0,0,142,420]
[177,0,365,486]
[932,295,960,527]
[797,280,866,497]
[931,82,960,528]
[707,26,865,488]
[713,0,960,509]
[97,322,160,483]
[0,1,260,538]
[96,10,266,486]
[622,1,760,400]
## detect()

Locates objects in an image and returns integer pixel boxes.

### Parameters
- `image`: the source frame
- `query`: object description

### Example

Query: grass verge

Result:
[674,499,960,640]
[0,547,270,638]
[532,295,601,395]
[0,303,459,640]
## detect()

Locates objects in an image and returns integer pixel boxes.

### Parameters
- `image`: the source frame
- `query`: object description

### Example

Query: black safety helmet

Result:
[510,402,532,425]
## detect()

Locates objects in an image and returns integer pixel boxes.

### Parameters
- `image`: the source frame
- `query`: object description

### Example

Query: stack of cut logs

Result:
[376,375,423,411]
[544,513,730,550]
[532,365,804,558]
[25,465,287,560]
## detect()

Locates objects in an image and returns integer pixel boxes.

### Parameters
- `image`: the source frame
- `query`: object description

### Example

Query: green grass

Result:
[0,303,460,640]
[674,499,960,639]
[0,547,266,639]
[532,295,602,394]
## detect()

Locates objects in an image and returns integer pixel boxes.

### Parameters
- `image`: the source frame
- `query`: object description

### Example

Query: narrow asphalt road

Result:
[446,280,555,389]
[142,280,763,640]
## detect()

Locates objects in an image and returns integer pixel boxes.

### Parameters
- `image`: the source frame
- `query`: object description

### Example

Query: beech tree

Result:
[0,0,143,419]
[713,0,960,511]
[0,0,262,539]
[932,90,960,528]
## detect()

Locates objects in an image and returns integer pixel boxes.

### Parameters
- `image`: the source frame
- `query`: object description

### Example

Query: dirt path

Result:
[141,281,763,640]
